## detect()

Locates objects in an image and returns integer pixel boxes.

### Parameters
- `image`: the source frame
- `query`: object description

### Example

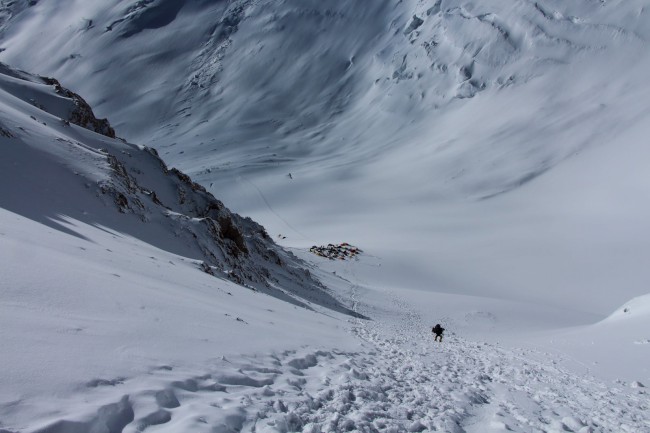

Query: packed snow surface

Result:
[1,0,650,432]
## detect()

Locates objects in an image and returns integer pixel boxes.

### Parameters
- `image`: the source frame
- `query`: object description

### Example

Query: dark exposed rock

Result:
[218,216,248,256]
[0,124,13,137]
[42,77,116,138]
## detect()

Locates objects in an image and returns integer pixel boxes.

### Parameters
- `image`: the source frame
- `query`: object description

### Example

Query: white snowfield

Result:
[1,217,648,432]
[1,0,650,432]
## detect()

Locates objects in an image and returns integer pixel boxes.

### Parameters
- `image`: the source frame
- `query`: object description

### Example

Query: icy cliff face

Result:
[0,62,356,315]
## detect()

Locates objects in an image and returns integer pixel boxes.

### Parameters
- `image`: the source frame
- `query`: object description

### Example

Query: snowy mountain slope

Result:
[0,62,357,315]
[1,2,650,431]
[0,0,646,190]
[0,60,369,431]
[2,237,648,432]
[1,0,649,314]
[530,294,650,383]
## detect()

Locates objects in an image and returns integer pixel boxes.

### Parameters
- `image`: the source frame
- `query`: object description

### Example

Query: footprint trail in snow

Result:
[19,299,648,433]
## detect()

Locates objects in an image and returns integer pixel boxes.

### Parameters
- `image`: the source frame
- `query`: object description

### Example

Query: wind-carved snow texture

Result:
[105,0,185,38]
[3,0,647,200]
[0,0,34,31]
[17,296,649,433]
[182,0,252,113]
[386,0,648,104]
[0,62,358,316]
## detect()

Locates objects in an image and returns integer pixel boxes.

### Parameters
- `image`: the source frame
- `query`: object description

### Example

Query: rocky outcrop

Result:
[42,77,116,138]
[98,141,358,315]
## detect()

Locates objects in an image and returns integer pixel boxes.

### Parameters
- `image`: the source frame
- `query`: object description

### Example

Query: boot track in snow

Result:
[20,287,649,433]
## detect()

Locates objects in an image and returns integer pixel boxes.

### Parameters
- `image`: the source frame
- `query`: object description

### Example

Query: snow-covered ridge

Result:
[0,62,356,316]
[0,63,114,138]
[604,294,650,323]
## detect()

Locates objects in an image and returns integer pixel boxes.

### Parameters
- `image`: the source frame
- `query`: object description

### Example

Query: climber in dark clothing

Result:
[432,324,444,342]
